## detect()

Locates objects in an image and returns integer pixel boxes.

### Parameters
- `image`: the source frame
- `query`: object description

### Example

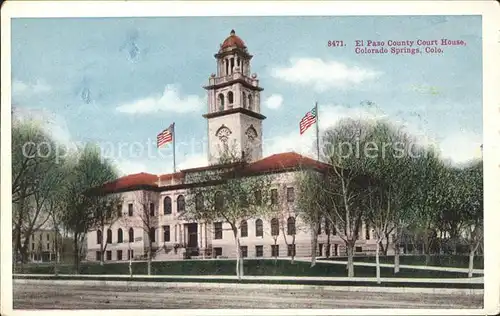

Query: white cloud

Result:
[270,58,381,92]
[177,153,208,170]
[115,159,149,176]
[12,107,73,147]
[12,79,52,96]
[116,84,205,114]
[438,131,482,165]
[264,94,283,110]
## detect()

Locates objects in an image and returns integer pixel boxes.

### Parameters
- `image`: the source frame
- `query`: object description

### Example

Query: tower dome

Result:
[219,29,247,51]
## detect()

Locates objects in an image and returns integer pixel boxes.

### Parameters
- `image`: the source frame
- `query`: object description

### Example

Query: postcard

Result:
[1,1,499,315]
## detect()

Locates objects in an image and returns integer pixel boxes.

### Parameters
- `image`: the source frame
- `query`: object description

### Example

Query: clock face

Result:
[216,126,232,143]
[245,126,258,141]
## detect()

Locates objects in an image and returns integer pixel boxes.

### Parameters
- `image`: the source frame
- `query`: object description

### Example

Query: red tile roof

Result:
[99,172,159,193]
[220,30,246,51]
[91,152,328,195]
[241,152,331,175]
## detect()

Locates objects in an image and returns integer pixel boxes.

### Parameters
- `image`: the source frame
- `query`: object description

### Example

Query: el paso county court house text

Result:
[353,38,467,55]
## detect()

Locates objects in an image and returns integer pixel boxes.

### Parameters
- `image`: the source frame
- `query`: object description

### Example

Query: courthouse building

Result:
[85,30,383,262]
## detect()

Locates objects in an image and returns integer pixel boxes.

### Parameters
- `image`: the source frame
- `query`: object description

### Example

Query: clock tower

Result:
[203,30,266,164]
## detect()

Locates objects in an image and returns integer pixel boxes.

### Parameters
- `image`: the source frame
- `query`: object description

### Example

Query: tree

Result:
[134,190,159,275]
[11,120,63,265]
[295,170,323,267]
[460,160,483,277]
[319,119,376,277]
[61,145,119,273]
[93,195,122,266]
[183,157,275,279]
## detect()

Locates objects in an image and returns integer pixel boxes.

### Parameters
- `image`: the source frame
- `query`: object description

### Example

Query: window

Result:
[195,193,204,211]
[356,246,363,253]
[46,234,50,241]
[254,190,262,205]
[163,196,172,215]
[96,251,101,261]
[117,250,123,261]
[365,224,370,240]
[239,194,248,208]
[255,219,263,237]
[325,222,330,235]
[287,217,296,235]
[286,187,295,202]
[240,220,248,237]
[128,203,133,216]
[218,93,225,111]
[97,230,102,244]
[318,243,323,256]
[215,191,224,211]
[106,250,112,261]
[46,243,50,250]
[248,94,253,110]
[271,245,279,257]
[163,225,170,242]
[150,228,156,243]
[240,246,248,258]
[228,91,234,104]
[127,249,134,260]
[242,91,247,108]
[287,244,296,257]
[214,222,223,239]
[270,189,278,205]
[177,195,185,213]
[106,229,112,244]
[332,224,337,235]
[271,218,279,236]
[255,245,263,257]
[31,243,35,250]
[149,203,155,216]
[117,204,122,216]
[128,228,134,242]
[117,229,123,243]
[214,247,222,257]
[317,219,322,235]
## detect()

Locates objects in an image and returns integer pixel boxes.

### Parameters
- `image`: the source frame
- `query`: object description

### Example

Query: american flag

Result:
[299,106,317,135]
[157,123,174,148]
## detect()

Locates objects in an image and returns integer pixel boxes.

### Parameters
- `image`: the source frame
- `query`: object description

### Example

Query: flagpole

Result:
[315,102,320,161]
[172,123,176,173]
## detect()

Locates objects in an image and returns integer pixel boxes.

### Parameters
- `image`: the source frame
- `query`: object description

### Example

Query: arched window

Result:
[287,217,296,236]
[117,228,123,243]
[164,196,172,215]
[271,218,279,236]
[97,230,102,244]
[128,228,134,242]
[255,219,263,237]
[215,191,224,211]
[228,91,234,105]
[242,91,247,108]
[248,94,253,110]
[365,223,370,240]
[177,195,185,213]
[195,193,204,211]
[106,229,112,244]
[240,220,248,237]
[218,93,225,111]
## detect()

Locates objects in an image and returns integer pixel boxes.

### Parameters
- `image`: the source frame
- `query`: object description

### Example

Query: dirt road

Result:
[13,283,482,309]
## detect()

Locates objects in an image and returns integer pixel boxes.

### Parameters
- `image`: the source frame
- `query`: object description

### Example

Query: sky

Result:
[11,15,483,176]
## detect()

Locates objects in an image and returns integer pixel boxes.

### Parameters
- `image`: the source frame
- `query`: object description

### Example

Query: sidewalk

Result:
[13,273,484,284]
[294,257,484,274]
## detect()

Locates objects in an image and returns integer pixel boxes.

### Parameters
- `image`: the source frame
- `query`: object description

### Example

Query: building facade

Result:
[85,30,387,262]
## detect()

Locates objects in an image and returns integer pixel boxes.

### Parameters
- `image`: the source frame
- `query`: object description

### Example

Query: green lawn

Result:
[322,255,484,269]
[14,259,477,278]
